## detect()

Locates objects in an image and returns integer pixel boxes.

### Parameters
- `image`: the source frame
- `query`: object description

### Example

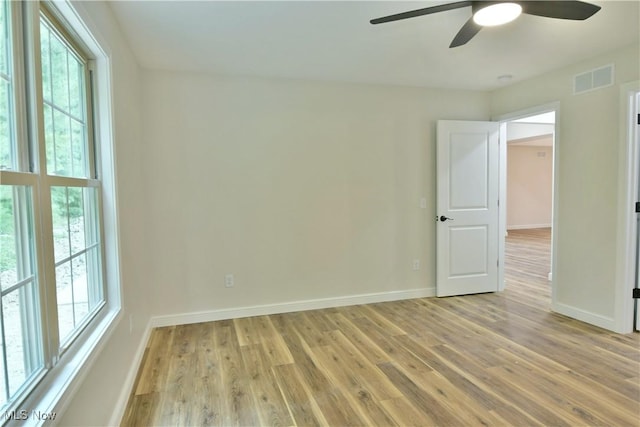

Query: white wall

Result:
[56,2,148,426]
[141,71,490,318]
[491,43,640,329]
[507,144,553,229]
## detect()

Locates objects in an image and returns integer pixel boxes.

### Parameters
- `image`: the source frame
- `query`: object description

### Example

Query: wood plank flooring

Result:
[121,228,640,426]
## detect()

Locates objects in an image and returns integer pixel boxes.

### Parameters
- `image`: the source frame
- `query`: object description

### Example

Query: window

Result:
[0,0,113,416]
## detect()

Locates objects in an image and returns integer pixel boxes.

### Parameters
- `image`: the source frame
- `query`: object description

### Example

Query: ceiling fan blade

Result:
[520,1,601,20]
[450,17,482,48]
[370,1,472,24]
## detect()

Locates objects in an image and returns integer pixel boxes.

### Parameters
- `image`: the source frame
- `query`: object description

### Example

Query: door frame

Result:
[493,102,560,303]
[616,81,640,333]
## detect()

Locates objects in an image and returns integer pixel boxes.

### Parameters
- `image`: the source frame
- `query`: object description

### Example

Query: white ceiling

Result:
[507,122,554,145]
[108,1,640,91]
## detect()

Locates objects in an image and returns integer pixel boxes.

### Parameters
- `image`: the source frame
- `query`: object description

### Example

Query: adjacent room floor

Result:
[121,228,640,426]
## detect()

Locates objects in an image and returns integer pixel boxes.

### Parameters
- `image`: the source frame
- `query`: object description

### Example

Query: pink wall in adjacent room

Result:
[507,144,553,229]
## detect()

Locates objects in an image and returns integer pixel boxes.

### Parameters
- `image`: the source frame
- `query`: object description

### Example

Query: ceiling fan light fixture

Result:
[473,2,522,27]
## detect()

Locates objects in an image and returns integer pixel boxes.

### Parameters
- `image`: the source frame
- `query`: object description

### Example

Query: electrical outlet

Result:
[420,198,427,209]
[225,274,234,288]
[413,259,420,271]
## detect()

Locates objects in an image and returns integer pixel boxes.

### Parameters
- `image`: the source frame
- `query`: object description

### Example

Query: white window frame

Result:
[1,1,121,424]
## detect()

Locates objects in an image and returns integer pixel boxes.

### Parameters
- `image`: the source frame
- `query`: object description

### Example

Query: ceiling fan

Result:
[370,1,602,48]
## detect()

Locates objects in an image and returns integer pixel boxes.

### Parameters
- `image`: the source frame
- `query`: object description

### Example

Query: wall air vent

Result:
[573,64,614,95]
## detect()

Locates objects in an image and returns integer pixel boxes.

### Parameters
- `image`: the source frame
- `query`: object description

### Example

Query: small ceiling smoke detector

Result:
[497,74,513,83]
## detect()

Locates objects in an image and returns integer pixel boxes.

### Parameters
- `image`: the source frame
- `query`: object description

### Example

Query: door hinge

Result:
[497,259,500,268]
[635,202,640,213]
[633,288,640,299]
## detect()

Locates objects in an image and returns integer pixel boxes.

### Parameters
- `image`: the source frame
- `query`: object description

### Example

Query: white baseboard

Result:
[507,223,552,230]
[108,321,153,427]
[552,301,617,332]
[150,287,435,328]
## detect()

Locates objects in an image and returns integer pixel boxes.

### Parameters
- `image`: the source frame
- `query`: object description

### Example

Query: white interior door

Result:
[436,120,500,297]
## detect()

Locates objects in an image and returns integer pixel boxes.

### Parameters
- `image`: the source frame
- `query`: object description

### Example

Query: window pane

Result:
[0,0,7,74]
[3,283,41,397]
[40,16,88,178]
[0,185,43,409]
[46,27,69,113]
[71,119,86,177]
[68,56,83,119]
[51,186,70,263]
[55,261,72,341]
[52,186,103,345]
[68,187,85,254]
[51,186,88,263]
[71,254,88,321]
[0,185,17,290]
[40,19,51,105]
[52,108,70,176]
[0,0,16,171]
[0,186,36,289]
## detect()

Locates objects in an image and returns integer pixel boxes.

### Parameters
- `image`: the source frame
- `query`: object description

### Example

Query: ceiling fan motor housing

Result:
[472,1,508,14]
[472,1,524,26]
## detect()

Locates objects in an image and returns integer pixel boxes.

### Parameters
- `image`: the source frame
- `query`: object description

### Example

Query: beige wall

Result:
[141,71,490,317]
[507,145,553,229]
[491,42,640,327]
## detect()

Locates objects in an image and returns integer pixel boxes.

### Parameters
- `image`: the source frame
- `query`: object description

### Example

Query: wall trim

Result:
[108,321,153,427]
[150,287,436,328]
[552,301,617,332]
[615,80,640,334]
[507,223,552,230]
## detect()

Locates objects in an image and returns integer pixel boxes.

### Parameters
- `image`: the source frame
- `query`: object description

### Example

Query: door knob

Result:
[439,215,454,222]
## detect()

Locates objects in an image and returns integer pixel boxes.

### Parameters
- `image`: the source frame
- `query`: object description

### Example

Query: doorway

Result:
[498,107,557,307]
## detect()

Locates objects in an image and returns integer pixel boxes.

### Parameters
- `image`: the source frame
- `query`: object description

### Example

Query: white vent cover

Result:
[574,64,614,94]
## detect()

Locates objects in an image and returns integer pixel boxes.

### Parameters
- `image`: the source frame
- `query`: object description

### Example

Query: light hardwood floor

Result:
[121,228,640,426]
